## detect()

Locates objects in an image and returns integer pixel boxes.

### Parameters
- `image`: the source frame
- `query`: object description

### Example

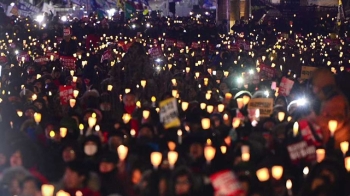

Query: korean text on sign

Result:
[248,98,274,118]
[159,98,181,129]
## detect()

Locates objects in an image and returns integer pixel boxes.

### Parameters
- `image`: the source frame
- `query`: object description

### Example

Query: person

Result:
[98,152,125,196]
[57,160,100,196]
[59,27,78,56]
[170,167,195,196]
[20,176,42,196]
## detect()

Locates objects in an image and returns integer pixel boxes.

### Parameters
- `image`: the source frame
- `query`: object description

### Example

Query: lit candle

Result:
[143,110,150,119]
[141,80,146,88]
[150,152,162,169]
[293,122,299,137]
[340,141,349,156]
[117,145,128,161]
[316,149,325,163]
[237,98,244,109]
[107,85,113,91]
[271,166,283,180]
[241,145,250,161]
[206,105,214,113]
[201,118,211,130]
[177,129,182,144]
[328,120,337,137]
[88,117,97,128]
[60,127,67,138]
[168,151,178,169]
[72,76,77,83]
[79,124,84,135]
[73,90,79,98]
[69,99,76,108]
[41,184,54,196]
[34,112,41,124]
[204,145,216,164]
[56,190,70,196]
[256,168,269,182]
[286,179,293,196]
[181,102,189,111]
[278,112,285,122]
[220,146,227,154]
[217,104,225,113]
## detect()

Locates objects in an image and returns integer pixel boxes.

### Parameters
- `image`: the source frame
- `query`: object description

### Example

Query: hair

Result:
[20,176,42,190]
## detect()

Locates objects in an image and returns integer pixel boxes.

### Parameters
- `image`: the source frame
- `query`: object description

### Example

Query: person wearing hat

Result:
[98,151,125,196]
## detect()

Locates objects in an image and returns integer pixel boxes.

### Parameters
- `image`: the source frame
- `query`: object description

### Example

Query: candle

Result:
[303,166,309,177]
[17,110,23,117]
[316,149,325,163]
[150,152,162,169]
[206,105,214,113]
[168,151,178,169]
[256,168,269,182]
[117,145,128,161]
[122,113,131,124]
[293,122,299,136]
[271,166,283,180]
[88,117,97,128]
[204,145,216,164]
[168,141,176,151]
[345,157,350,171]
[225,93,232,100]
[181,102,189,111]
[57,190,70,196]
[34,112,41,124]
[72,76,77,83]
[141,80,146,88]
[41,184,54,196]
[278,112,285,122]
[201,118,211,130]
[130,129,136,137]
[172,90,177,97]
[32,94,37,101]
[177,130,182,144]
[328,120,337,137]
[79,124,84,135]
[242,95,250,105]
[69,99,76,108]
[70,70,75,76]
[340,141,349,155]
[241,145,250,161]
[217,104,225,113]
[73,90,79,98]
[143,110,150,119]
[60,127,67,138]
[220,146,227,154]
[237,98,244,109]
[232,118,240,129]
[200,103,206,110]
[286,179,293,196]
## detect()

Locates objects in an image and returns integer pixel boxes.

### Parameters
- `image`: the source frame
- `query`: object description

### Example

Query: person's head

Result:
[10,150,22,167]
[20,176,41,196]
[123,93,136,107]
[108,132,124,152]
[62,146,77,163]
[172,167,193,196]
[83,135,101,157]
[189,142,204,160]
[311,68,336,100]
[99,152,119,174]
[138,124,154,139]
[63,161,88,189]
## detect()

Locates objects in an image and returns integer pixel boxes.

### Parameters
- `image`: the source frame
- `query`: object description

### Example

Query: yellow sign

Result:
[159,98,181,129]
[248,98,274,117]
[301,66,317,80]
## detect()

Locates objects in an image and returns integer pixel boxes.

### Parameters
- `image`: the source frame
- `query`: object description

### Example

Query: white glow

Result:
[249,69,254,74]
[146,23,150,28]
[35,14,44,23]
[107,8,116,17]
[264,90,269,97]
[155,58,162,63]
[296,98,307,106]
[236,77,243,84]
[61,15,67,22]
[132,24,136,29]
[10,2,15,6]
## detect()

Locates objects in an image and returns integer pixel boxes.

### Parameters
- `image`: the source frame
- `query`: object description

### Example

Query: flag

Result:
[124,1,136,19]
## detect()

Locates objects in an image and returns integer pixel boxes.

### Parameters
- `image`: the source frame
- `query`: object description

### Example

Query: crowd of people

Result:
[1,4,350,196]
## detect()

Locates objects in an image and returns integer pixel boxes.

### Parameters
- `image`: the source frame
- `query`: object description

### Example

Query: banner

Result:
[308,0,337,6]
[210,170,245,196]
[34,56,49,65]
[301,66,317,80]
[287,141,316,163]
[17,0,40,17]
[278,77,294,96]
[60,56,77,70]
[248,98,273,117]
[259,64,275,80]
[159,98,181,129]
[42,2,55,14]
[59,86,74,105]
[148,47,163,59]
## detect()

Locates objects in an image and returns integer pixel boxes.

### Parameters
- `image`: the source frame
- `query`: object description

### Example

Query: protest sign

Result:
[248,98,273,117]
[278,77,294,96]
[59,86,74,105]
[42,2,55,14]
[176,40,186,49]
[301,66,317,80]
[17,53,30,62]
[46,52,60,61]
[259,64,275,80]
[148,47,163,59]
[17,0,40,17]
[210,170,245,196]
[60,56,77,70]
[287,141,316,163]
[164,39,176,47]
[159,98,181,129]
[34,56,49,65]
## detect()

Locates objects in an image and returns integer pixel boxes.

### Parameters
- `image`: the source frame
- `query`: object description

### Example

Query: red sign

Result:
[46,52,60,61]
[287,140,316,164]
[0,56,8,64]
[210,170,245,196]
[176,40,186,49]
[164,38,176,47]
[259,64,275,80]
[101,50,112,62]
[278,77,294,96]
[63,28,71,36]
[17,53,30,62]
[59,85,74,105]
[148,47,163,59]
[34,56,49,65]
[60,56,77,70]
[191,42,199,49]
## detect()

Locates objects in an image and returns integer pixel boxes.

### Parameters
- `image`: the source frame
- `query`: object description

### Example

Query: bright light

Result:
[249,69,254,74]
[189,12,193,15]
[10,2,15,6]
[132,24,136,29]
[296,98,307,106]
[35,14,44,23]
[61,15,67,22]
[236,77,243,84]
[146,23,150,28]
[15,50,18,55]
[107,8,116,17]
[155,58,162,63]
[205,12,209,15]
[156,66,161,71]
[264,90,269,97]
